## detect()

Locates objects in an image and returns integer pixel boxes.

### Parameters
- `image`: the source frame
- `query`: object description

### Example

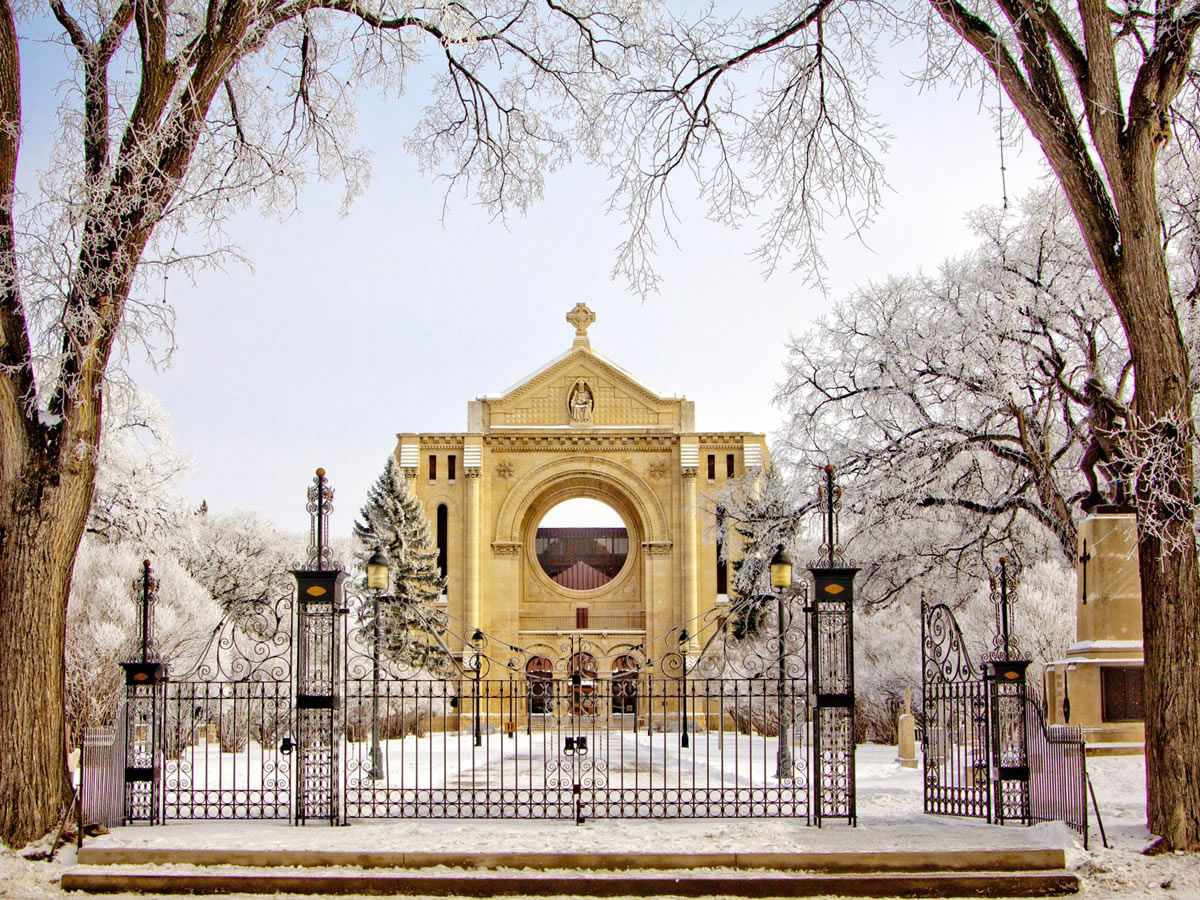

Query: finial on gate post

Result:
[816,464,844,568]
[985,557,1028,664]
[306,467,335,571]
[140,560,156,663]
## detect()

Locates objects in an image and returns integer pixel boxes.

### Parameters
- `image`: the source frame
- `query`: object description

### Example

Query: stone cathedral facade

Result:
[394,304,768,670]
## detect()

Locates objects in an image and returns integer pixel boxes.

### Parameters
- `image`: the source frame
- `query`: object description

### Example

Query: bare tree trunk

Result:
[0,458,96,846]
[1141,534,1200,847]
[1119,257,1200,848]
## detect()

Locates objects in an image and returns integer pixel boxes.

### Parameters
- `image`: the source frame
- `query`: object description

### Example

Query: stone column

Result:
[681,468,699,646]
[491,542,522,647]
[465,470,482,631]
[642,541,672,657]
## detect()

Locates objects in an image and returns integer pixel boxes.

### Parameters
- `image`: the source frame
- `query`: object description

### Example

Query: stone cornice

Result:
[492,541,523,558]
[485,435,677,451]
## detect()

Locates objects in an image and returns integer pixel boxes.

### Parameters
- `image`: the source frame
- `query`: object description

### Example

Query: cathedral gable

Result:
[486,350,679,429]
[473,305,690,432]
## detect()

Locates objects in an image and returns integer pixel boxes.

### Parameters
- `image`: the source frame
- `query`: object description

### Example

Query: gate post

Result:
[292,468,348,826]
[985,659,1031,825]
[808,465,857,826]
[983,557,1031,825]
[121,560,163,825]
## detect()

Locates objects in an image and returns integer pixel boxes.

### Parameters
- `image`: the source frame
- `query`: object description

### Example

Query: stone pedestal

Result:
[1044,512,1144,753]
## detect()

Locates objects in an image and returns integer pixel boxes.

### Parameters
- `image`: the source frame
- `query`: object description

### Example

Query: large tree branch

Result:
[930,0,1123,292]
[1076,0,1125,161]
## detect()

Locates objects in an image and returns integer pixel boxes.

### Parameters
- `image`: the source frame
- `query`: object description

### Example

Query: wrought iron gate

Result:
[921,601,990,819]
[920,562,1089,840]
[102,467,860,826]
[160,582,295,821]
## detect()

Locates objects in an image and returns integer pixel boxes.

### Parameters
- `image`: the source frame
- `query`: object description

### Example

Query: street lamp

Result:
[770,545,794,780]
[366,547,389,779]
[471,629,485,747]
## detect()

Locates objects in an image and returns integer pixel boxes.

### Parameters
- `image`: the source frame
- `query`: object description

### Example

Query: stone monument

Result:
[1043,511,1145,753]
[896,686,918,769]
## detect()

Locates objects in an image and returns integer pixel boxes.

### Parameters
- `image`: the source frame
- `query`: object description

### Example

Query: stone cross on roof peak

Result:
[566,303,596,348]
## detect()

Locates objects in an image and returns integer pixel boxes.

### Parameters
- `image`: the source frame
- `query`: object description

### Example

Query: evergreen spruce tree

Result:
[354,457,448,668]
[723,466,805,639]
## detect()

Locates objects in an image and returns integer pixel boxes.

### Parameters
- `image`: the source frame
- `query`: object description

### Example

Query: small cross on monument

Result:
[1079,540,1092,606]
[567,302,596,348]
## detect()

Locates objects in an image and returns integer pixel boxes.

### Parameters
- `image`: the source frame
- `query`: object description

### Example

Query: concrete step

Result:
[74,846,1070,873]
[61,866,1081,897]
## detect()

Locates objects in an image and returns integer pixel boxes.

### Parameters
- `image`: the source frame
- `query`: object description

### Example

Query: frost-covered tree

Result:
[709,465,809,637]
[353,456,448,667]
[610,0,1200,846]
[697,467,813,734]
[65,543,220,750]
[0,0,640,843]
[777,189,1129,604]
[355,456,444,605]
[86,387,192,546]
[854,603,922,743]
[175,508,301,622]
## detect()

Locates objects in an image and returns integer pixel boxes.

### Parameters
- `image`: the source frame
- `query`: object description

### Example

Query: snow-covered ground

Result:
[3,744,1197,899]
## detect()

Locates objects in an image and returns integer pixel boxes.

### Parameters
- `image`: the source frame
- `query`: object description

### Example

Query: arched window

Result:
[526,656,553,715]
[568,652,598,678]
[611,655,639,714]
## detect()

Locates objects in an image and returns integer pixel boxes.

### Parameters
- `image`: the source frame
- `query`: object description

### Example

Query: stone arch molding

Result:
[492,455,671,546]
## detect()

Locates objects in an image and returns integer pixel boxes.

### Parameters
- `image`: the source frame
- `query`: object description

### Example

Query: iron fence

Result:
[162,681,293,820]
[1027,699,1088,844]
[922,598,1090,840]
[81,709,125,829]
[922,678,991,819]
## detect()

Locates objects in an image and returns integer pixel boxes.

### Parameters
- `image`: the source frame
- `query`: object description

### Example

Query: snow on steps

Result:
[62,847,1081,897]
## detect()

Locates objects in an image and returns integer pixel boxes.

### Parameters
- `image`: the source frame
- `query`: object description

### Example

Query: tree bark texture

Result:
[1117,260,1200,849]
[0,458,97,846]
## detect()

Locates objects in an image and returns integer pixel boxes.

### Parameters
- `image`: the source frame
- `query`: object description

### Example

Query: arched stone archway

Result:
[488,456,673,648]
[492,455,670,546]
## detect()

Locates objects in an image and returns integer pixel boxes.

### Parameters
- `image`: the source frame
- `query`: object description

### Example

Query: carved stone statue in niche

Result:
[569,379,594,424]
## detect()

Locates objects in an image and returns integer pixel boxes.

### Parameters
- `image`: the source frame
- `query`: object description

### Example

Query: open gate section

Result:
[920,573,1091,843]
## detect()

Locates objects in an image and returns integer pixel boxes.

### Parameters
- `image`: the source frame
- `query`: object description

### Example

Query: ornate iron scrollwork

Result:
[922,600,977,685]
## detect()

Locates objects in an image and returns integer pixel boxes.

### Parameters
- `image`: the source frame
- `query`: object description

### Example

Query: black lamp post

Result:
[678,629,690,749]
[471,629,485,747]
[770,545,794,780]
[366,547,390,779]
